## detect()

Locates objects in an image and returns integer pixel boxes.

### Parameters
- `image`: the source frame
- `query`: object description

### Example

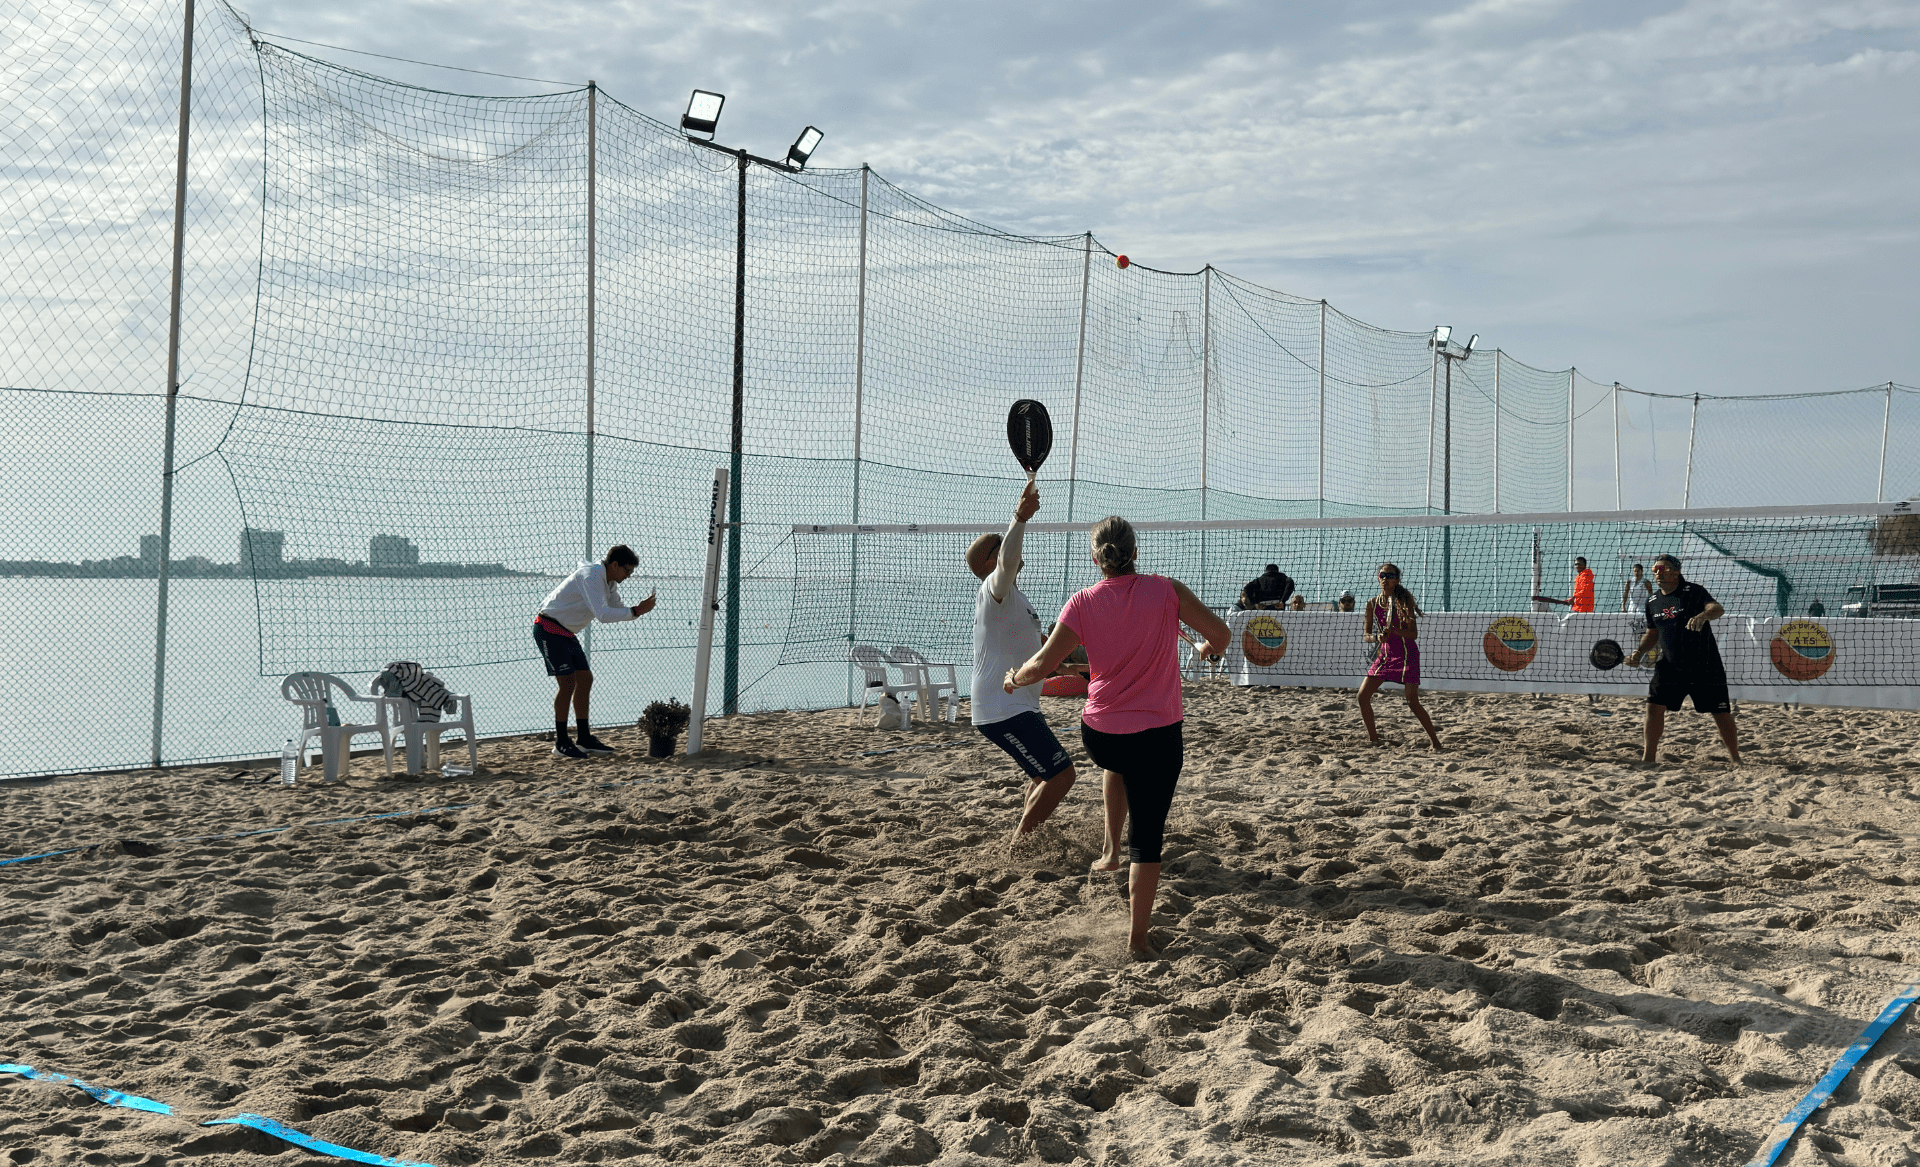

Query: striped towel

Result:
[374,661,456,720]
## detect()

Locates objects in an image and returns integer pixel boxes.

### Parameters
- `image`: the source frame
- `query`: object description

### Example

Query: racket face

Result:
[1007,399,1054,474]
[1589,638,1624,671]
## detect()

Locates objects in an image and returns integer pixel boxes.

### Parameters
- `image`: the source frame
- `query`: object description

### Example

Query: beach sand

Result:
[4,682,1920,1165]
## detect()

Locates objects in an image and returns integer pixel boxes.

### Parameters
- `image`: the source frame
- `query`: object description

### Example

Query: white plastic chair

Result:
[375,683,478,775]
[281,672,394,782]
[888,645,960,722]
[850,644,920,726]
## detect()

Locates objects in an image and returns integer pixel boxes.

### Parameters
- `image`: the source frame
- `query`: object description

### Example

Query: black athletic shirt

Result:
[1645,580,1724,673]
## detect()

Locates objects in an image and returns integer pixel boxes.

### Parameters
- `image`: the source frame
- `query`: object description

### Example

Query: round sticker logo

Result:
[1483,616,1539,672]
[1771,619,1835,681]
[1242,615,1287,667]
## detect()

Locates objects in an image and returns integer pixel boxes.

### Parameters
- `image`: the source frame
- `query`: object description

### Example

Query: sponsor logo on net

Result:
[1770,619,1835,681]
[1242,615,1288,667]
[1483,616,1539,672]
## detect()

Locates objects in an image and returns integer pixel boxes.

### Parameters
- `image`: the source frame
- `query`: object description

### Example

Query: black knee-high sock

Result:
[577,718,592,741]
[555,718,571,744]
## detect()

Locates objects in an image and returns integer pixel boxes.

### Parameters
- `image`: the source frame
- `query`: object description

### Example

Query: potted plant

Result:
[638,699,692,757]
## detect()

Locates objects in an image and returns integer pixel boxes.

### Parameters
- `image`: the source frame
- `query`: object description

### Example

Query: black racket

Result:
[1589,638,1624,671]
[1007,399,1053,482]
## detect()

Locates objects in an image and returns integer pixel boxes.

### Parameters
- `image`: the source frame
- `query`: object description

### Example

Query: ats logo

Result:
[1770,619,1835,681]
[1483,616,1538,672]
[1242,615,1287,667]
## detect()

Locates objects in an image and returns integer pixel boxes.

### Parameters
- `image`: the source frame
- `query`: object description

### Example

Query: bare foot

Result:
[1090,851,1124,873]
[1128,939,1162,962]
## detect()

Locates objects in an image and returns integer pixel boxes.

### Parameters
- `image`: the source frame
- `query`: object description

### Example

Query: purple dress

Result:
[1367,598,1421,686]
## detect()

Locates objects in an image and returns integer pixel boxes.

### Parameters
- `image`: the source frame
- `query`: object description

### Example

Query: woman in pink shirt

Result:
[1005,516,1229,960]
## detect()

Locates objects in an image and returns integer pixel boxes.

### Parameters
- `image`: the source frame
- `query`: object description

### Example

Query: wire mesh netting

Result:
[3,0,1915,777]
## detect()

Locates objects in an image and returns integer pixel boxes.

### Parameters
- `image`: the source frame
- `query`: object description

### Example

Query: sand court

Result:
[4,682,1920,1165]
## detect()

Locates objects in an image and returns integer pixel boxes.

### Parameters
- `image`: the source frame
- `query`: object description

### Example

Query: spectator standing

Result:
[535,545,656,759]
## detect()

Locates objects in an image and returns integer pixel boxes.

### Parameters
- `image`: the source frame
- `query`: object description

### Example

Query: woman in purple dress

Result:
[1358,562,1442,750]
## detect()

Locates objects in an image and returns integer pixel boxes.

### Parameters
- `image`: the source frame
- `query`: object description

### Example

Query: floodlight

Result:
[682,89,725,139]
[786,126,824,169]
[1431,325,1451,347]
[1463,333,1479,356]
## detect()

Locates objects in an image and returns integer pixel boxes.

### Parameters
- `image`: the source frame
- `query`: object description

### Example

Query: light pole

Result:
[681,90,823,716]
[1430,326,1478,610]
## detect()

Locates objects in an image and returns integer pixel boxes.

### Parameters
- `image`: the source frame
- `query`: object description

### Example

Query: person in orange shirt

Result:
[1540,556,1597,613]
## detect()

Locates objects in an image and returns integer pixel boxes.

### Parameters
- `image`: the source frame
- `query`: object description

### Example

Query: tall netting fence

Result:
[3,0,1914,777]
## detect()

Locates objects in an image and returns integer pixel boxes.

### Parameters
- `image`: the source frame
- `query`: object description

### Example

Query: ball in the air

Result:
[1115,254,1130,269]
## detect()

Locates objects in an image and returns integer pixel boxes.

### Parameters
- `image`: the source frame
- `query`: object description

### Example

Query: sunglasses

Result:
[1377,572,1399,580]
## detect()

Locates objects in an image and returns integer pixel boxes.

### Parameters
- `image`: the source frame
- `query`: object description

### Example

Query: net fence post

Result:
[1613,382,1622,510]
[1567,368,1576,511]
[687,469,730,754]
[151,0,197,770]
[1492,350,1502,513]
[1880,382,1893,503]
[1426,347,1437,512]
[725,153,747,715]
[848,165,869,704]
[1684,392,1700,508]
[1200,266,1210,519]
[1062,231,1092,606]
[1317,298,1326,518]
[582,82,598,653]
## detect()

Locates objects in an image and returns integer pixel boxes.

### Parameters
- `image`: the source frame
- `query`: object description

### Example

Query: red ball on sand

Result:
[1115,254,1129,269]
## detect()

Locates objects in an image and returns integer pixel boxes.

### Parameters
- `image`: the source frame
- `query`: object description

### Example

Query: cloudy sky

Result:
[232,0,1920,402]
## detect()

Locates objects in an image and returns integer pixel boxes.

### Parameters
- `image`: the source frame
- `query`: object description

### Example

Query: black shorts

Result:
[535,623,589,677]
[977,711,1072,780]
[1649,666,1730,713]
[1081,720,1183,865]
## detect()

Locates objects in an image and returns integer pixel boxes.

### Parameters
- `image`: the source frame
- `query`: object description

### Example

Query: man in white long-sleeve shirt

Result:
[967,481,1077,849]
[535,544,656,759]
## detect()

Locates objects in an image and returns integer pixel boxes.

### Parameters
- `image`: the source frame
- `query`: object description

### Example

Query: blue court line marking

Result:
[3,1062,437,1166]
[0,775,670,870]
[1746,978,1920,1167]
[203,1113,435,1166]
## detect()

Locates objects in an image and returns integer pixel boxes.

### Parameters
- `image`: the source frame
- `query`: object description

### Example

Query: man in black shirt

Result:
[1237,564,1294,611]
[1625,554,1740,765]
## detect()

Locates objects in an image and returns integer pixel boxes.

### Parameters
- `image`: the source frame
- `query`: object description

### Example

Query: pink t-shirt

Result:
[1058,573,1182,734]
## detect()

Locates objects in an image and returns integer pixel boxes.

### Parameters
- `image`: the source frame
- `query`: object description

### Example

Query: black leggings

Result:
[1080,720,1183,864]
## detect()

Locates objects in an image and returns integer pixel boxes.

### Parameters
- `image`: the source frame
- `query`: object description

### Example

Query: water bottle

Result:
[280,738,298,786]
[325,701,341,727]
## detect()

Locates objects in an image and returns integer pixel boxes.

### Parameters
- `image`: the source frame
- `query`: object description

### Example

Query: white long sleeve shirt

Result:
[539,563,639,634]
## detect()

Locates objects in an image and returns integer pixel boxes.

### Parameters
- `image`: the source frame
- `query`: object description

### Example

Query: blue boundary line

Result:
[1746,978,1920,1166]
[0,776,670,870]
[2,1062,433,1165]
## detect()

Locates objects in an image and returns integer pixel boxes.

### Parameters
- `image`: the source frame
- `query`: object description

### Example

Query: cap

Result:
[1339,590,1354,599]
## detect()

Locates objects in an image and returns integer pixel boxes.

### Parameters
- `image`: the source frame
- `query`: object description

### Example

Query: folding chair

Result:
[281,672,395,782]
[888,645,961,722]
[849,644,920,726]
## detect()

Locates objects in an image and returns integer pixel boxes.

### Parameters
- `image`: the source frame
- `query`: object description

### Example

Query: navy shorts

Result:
[977,711,1072,780]
[534,623,589,677]
[1649,666,1730,713]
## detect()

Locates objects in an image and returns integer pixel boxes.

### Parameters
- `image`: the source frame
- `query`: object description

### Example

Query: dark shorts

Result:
[976,710,1072,780]
[535,623,589,677]
[1081,720,1183,865]
[1649,665,1730,713]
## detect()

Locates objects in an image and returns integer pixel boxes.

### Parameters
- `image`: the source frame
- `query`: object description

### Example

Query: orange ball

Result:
[1115,254,1130,269]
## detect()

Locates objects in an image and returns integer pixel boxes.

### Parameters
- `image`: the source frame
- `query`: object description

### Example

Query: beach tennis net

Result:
[780,502,1920,708]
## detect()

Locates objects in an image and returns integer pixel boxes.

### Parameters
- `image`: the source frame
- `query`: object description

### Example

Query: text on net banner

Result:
[1221,611,1920,710]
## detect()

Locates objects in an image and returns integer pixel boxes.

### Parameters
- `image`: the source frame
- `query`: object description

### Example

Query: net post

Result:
[725,153,747,715]
[1492,349,1502,513]
[1684,392,1699,508]
[1063,232,1092,606]
[849,165,870,704]
[1317,298,1326,518]
[583,82,598,653]
[1200,266,1210,519]
[151,0,196,770]
[1426,346,1437,512]
[1567,367,1576,511]
[1613,382,1622,510]
[1880,382,1893,503]
[687,469,730,755]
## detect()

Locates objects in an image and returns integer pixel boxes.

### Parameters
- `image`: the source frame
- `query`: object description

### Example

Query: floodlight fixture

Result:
[1431,325,1451,348]
[786,126,824,169]
[1463,333,1479,356]
[682,89,725,139]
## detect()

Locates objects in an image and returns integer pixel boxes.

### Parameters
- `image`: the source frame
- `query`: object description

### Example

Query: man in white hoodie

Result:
[535,544,656,759]
[967,481,1077,849]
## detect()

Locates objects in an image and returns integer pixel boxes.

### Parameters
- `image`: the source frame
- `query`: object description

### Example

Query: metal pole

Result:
[1683,392,1699,508]
[1443,354,1452,610]
[724,153,747,715]
[1426,346,1437,512]
[1199,267,1210,519]
[687,468,729,754]
[848,165,869,704]
[1492,350,1502,513]
[1567,368,1576,511]
[1065,232,1092,523]
[150,0,195,770]
[1612,382,1622,510]
[1879,382,1893,503]
[582,82,598,653]
[1317,298,1327,518]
